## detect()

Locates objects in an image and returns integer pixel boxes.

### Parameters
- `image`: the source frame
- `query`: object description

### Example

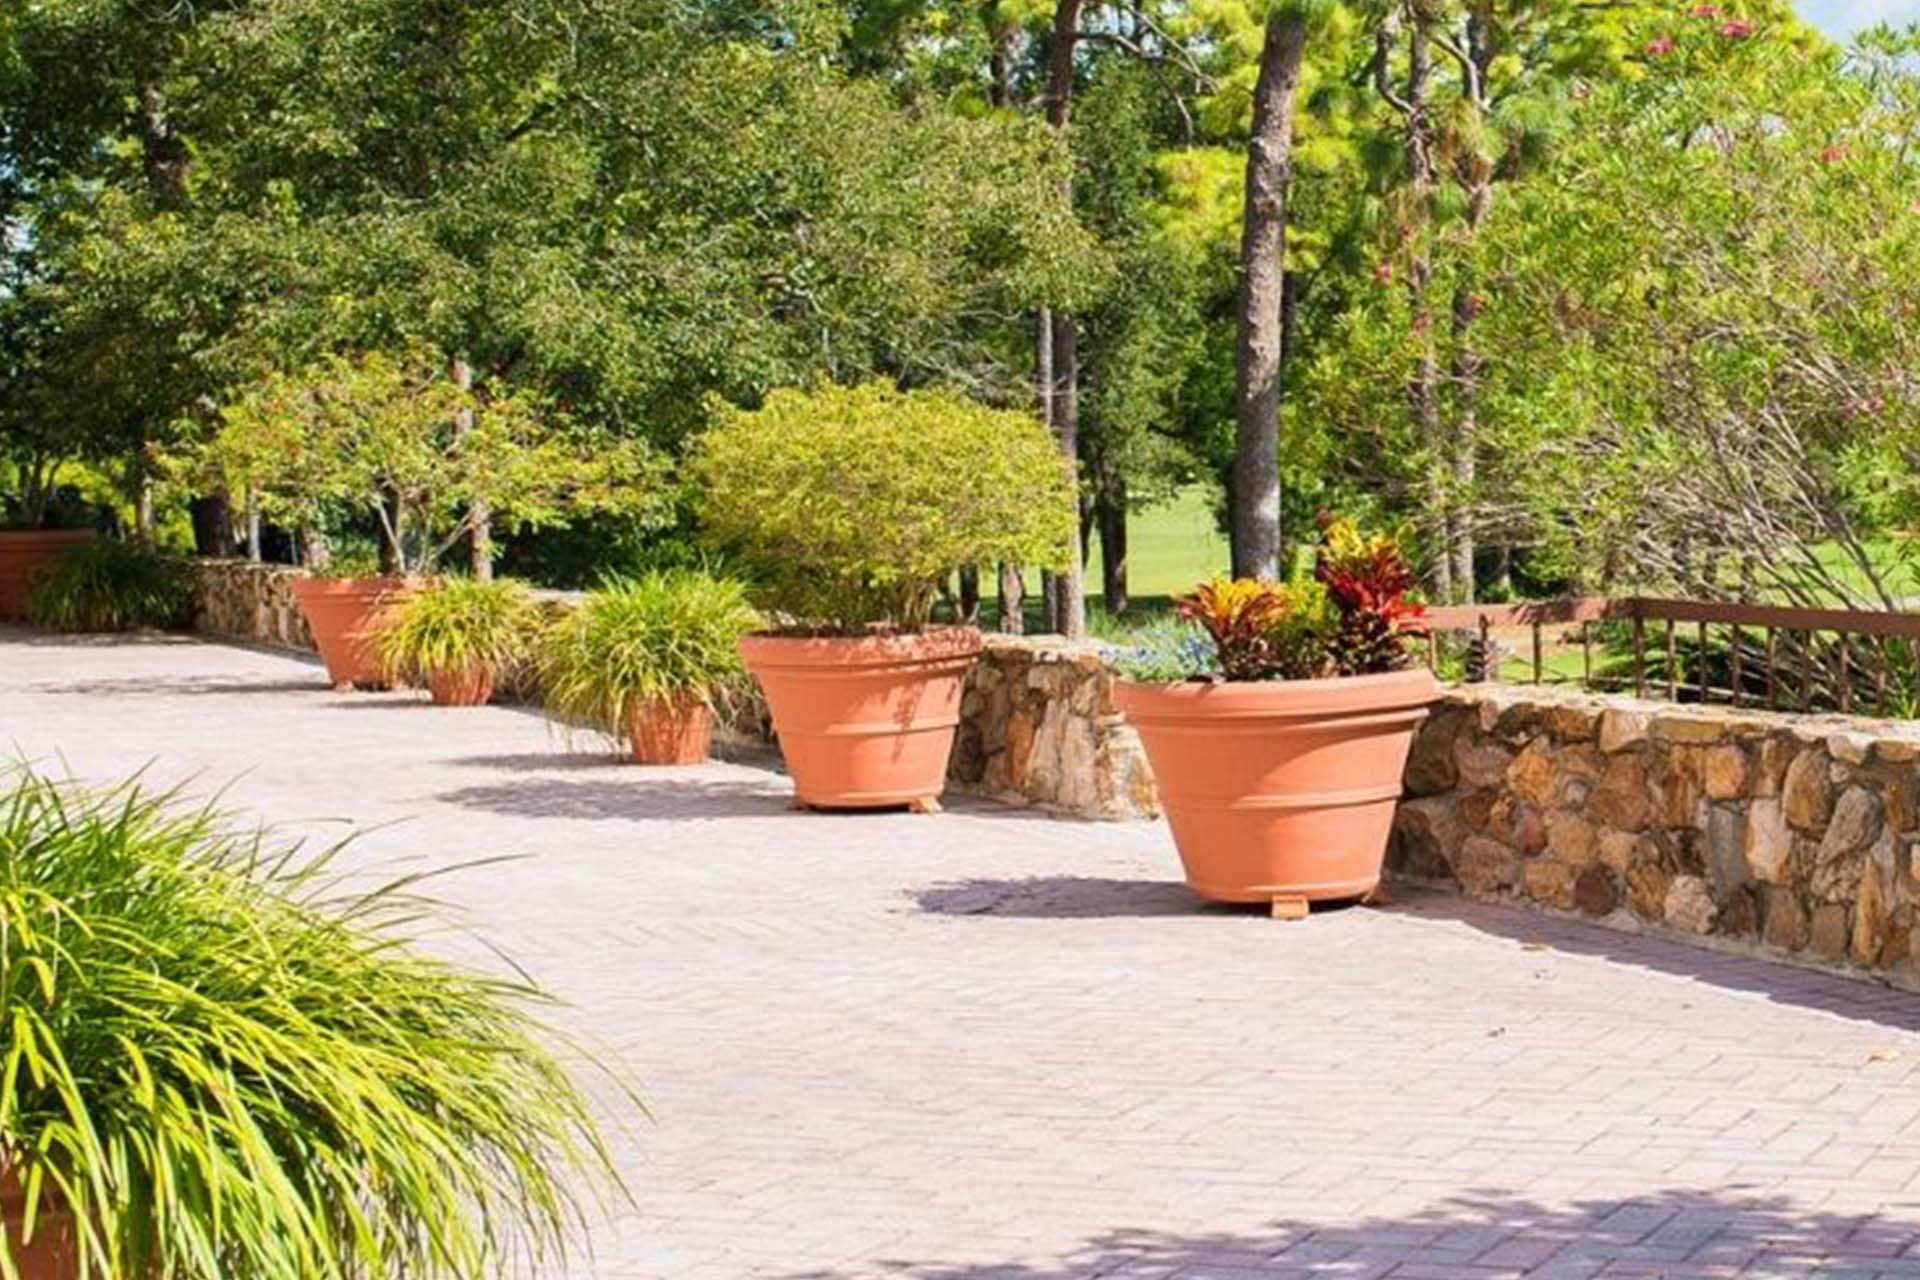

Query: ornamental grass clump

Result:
[0,765,626,1280]
[373,576,541,687]
[538,570,759,738]
[25,540,192,633]
[688,381,1076,633]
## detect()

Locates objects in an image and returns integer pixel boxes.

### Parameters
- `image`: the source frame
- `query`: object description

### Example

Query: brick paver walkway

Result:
[8,629,1920,1279]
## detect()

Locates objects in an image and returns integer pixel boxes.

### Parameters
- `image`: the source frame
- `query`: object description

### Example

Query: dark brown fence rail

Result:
[1421,596,1920,718]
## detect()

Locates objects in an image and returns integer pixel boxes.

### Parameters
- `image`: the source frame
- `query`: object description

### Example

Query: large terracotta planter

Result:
[1115,668,1438,904]
[625,694,715,765]
[287,576,413,690]
[0,529,94,623]
[426,664,496,707]
[740,627,982,809]
[2,1167,74,1280]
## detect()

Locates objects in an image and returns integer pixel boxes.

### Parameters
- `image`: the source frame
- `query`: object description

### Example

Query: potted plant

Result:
[372,576,540,706]
[0,530,94,625]
[208,348,661,690]
[1111,519,1437,909]
[0,764,627,1280]
[0,377,97,624]
[538,570,759,764]
[690,381,1076,810]
[24,538,193,633]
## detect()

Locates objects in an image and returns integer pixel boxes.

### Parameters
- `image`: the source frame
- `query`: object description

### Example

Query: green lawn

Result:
[982,486,1227,626]
[978,487,1920,640]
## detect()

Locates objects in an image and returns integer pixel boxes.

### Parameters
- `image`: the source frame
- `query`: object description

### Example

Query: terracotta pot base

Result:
[627,696,714,765]
[1116,669,1438,904]
[288,576,412,690]
[3,1168,75,1280]
[0,530,95,624]
[740,628,982,810]
[427,665,495,707]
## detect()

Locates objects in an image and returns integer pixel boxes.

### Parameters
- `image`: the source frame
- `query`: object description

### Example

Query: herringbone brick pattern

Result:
[7,629,1920,1278]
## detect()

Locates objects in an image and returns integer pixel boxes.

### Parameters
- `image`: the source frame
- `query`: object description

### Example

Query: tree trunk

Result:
[1405,21,1449,602]
[380,491,404,574]
[987,8,1017,110]
[1036,307,1059,633]
[1443,3,1498,605]
[957,566,981,623]
[245,489,263,562]
[21,457,53,528]
[1097,470,1128,616]
[302,526,333,572]
[135,81,188,211]
[452,356,493,579]
[189,495,238,557]
[997,563,1025,634]
[1051,311,1084,638]
[1231,9,1308,582]
[132,460,155,543]
[1375,8,1450,600]
[1449,284,1481,603]
[1039,0,1086,638]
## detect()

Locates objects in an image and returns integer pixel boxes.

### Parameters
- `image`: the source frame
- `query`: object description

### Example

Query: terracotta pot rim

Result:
[740,625,984,667]
[626,689,713,711]
[1115,667,1438,720]
[287,575,415,596]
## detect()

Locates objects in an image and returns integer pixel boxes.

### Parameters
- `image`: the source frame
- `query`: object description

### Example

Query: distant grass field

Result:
[979,485,1920,647]
[982,486,1227,627]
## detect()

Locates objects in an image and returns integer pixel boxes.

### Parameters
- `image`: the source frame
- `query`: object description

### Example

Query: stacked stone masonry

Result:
[187,559,1920,976]
[184,561,1158,820]
[947,636,1159,821]
[187,559,314,651]
[1392,685,1920,987]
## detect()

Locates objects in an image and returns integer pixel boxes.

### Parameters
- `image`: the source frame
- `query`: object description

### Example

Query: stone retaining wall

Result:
[184,560,1157,820]
[187,559,314,651]
[174,560,1920,976]
[949,637,1159,821]
[1391,686,1920,986]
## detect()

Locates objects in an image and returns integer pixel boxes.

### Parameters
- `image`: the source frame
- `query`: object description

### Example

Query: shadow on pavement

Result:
[777,1188,1920,1279]
[435,775,792,821]
[915,874,1920,1034]
[27,674,323,697]
[1393,889,1920,1036]
[913,875,1236,919]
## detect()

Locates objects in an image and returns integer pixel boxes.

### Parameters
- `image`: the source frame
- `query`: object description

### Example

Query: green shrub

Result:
[689,381,1076,632]
[0,765,627,1280]
[538,570,758,738]
[373,577,540,684]
[25,539,193,632]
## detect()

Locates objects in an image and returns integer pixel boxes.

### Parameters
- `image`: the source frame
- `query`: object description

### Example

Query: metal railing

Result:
[1421,597,1920,718]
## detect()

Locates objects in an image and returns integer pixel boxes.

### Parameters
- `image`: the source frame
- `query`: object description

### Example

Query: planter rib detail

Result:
[1116,669,1437,904]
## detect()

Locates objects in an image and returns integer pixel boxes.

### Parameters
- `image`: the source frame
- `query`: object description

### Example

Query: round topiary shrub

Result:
[688,381,1076,633]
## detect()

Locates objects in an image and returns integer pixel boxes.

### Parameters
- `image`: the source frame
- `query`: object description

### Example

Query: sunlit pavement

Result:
[8,626,1920,1279]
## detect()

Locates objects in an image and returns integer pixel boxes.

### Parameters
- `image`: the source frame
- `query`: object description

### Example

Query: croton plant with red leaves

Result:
[1176,577,1296,682]
[1314,518,1427,676]
[1157,519,1425,684]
